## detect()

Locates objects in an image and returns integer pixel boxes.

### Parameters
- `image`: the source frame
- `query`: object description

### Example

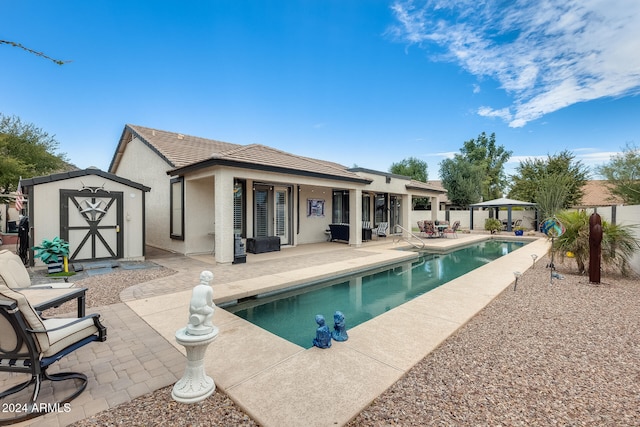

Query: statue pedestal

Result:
[172,326,219,404]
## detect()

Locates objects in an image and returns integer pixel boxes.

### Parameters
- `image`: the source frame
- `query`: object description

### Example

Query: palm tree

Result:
[553,210,639,275]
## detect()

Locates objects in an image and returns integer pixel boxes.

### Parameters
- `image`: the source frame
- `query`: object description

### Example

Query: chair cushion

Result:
[42,317,99,357]
[0,279,50,352]
[0,250,31,289]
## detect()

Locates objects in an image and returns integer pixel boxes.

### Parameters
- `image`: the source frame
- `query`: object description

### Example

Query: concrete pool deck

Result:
[125,234,550,427]
[1,234,549,426]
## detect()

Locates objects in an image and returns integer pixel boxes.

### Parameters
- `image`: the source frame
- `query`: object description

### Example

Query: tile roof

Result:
[405,179,448,193]
[127,125,243,168]
[113,125,370,183]
[577,180,624,206]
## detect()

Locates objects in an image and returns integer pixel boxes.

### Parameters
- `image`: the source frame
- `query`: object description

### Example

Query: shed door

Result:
[61,189,123,261]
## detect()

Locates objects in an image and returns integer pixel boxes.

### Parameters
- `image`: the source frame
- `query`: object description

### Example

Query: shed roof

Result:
[20,168,151,192]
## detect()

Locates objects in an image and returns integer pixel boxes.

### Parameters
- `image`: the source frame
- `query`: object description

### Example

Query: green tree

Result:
[596,143,640,204]
[509,150,589,207]
[534,173,573,220]
[389,157,428,182]
[553,210,639,275]
[460,132,512,201]
[439,157,483,208]
[0,114,69,201]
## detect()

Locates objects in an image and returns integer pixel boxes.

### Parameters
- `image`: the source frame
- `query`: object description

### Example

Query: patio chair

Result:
[423,221,437,238]
[372,222,388,239]
[443,220,460,238]
[0,250,73,290]
[0,280,107,424]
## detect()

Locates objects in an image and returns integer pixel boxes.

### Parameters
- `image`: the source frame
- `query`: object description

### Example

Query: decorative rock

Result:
[172,270,218,404]
[331,310,348,341]
[312,314,332,348]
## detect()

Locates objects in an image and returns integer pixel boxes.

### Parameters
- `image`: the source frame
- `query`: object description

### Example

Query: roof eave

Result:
[167,158,373,184]
[20,168,151,192]
[109,125,175,173]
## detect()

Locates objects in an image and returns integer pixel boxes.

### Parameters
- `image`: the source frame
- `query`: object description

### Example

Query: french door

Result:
[254,186,291,245]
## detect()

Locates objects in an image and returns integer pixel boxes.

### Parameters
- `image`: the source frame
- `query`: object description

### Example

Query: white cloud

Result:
[477,106,512,121]
[391,0,640,127]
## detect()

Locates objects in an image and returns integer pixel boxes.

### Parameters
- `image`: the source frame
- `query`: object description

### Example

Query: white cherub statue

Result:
[187,270,215,335]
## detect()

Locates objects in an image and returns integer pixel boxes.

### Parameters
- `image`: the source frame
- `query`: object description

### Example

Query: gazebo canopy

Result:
[469,197,537,231]
[469,197,537,208]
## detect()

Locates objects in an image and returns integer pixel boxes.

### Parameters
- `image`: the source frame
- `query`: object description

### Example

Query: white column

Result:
[431,195,440,221]
[349,188,362,247]
[214,171,234,264]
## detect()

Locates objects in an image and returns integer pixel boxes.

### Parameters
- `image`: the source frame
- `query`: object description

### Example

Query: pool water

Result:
[228,239,526,348]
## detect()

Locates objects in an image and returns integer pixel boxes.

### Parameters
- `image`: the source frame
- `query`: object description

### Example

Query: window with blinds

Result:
[233,181,245,236]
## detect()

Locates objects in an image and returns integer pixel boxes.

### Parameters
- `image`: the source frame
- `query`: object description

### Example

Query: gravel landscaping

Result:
[66,255,639,426]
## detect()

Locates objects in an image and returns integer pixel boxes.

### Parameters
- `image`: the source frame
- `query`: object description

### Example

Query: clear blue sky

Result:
[2,1,638,180]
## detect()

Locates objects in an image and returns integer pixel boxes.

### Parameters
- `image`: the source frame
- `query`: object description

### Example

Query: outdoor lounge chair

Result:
[0,250,73,290]
[0,280,106,424]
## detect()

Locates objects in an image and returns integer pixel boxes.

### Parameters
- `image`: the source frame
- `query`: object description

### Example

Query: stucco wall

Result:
[112,137,184,253]
[298,186,333,244]
[184,175,215,254]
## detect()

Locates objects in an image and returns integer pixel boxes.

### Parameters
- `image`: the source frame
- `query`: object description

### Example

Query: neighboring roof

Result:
[576,180,624,207]
[111,124,372,184]
[405,179,448,194]
[469,197,537,208]
[20,168,151,192]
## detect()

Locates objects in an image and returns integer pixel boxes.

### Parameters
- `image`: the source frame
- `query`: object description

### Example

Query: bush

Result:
[553,210,639,275]
[484,218,502,234]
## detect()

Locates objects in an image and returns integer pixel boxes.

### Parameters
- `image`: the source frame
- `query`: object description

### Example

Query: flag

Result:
[15,178,24,212]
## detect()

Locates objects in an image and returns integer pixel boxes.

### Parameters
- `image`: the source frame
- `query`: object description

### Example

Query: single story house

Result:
[109,125,447,263]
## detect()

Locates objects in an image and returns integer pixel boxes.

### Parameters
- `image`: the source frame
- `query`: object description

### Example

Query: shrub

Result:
[484,218,502,234]
[553,210,639,275]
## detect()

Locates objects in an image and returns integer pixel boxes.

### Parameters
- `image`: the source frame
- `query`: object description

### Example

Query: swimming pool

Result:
[228,239,527,348]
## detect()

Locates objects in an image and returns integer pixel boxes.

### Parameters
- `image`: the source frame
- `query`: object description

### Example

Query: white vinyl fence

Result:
[411,204,640,274]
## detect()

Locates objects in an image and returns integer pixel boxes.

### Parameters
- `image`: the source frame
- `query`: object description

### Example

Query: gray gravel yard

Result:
[68,255,639,426]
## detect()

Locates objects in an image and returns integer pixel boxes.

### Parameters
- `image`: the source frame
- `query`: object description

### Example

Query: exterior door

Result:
[61,189,123,261]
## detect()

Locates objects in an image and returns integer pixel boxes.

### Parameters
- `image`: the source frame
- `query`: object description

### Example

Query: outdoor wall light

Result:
[513,271,522,291]
[531,254,538,268]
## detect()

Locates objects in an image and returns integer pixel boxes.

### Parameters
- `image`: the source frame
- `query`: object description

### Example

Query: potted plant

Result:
[513,226,526,236]
[33,236,70,274]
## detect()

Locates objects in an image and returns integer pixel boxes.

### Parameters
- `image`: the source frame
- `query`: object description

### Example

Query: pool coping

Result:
[125,235,550,427]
